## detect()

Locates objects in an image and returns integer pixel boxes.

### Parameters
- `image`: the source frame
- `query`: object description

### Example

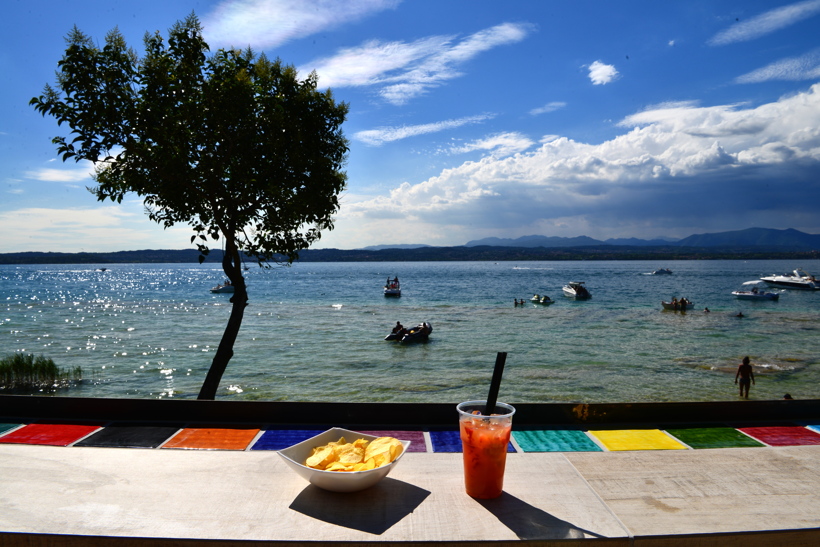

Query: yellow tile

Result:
[588,429,688,451]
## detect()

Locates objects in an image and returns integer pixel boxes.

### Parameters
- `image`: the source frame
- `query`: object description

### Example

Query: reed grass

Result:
[0,353,82,391]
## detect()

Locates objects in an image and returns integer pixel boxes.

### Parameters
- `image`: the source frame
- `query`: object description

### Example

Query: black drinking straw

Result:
[485,352,507,415]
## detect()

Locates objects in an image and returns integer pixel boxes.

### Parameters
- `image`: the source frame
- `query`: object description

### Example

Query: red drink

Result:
[457,401,515,499]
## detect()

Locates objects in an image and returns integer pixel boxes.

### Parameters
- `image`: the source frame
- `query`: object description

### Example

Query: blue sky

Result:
[2,0,820,252]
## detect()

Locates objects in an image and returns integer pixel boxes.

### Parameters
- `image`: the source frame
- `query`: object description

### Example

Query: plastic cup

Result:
[457,400,515,499]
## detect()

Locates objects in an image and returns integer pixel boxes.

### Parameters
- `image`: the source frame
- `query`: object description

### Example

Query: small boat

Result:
[210,281,235,293]
[661,300,694,311]
[384,276,401,297]
[651,268,673,275]
[733,281,779,300]
[385,322,432,343]
[760,269,819,290]
[562,282,591,299]
[530,294,554,305]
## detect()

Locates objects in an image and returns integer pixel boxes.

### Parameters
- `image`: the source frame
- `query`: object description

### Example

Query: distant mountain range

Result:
[464,228,820,250]
[1,228,818,264]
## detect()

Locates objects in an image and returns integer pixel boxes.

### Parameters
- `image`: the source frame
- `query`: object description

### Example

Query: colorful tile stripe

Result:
[2,422,820,452]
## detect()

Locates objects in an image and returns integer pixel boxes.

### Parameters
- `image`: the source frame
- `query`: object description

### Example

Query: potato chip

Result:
[304,436,403,472]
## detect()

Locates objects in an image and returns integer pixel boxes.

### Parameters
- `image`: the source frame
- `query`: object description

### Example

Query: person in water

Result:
[734,356,755,398]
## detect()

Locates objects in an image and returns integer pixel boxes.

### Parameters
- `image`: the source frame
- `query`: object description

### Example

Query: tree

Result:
[31,14,349,399]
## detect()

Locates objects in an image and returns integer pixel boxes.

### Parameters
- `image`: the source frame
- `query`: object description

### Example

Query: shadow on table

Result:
[477,492,604,540]
[289,477,430,535]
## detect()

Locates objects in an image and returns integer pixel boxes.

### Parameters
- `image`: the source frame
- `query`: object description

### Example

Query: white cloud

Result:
[709,0,820,46]
[25,167,94,183]
[447,132,535,158]
[587,61,619,85]
[333,84,820,245]
[203,0,401,49]
[354,114,494,146]
[529,102,567,116]
[735,49,820,83]
[305,22,533,104]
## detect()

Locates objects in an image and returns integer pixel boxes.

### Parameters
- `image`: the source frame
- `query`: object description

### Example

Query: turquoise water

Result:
[2,260,819,403]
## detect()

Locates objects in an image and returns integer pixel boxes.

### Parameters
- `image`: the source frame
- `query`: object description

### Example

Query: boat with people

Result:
[732,281,780,300]
[210,280,235,293]
[661,298,693,311]
[530,294,554,305]
[562,281,591,299]
[384,276,401,297]
[651,268,673,275]
[760,268,819,290]
[384,322,432,343]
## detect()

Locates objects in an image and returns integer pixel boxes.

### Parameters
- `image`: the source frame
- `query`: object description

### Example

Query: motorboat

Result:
[562,281,591,299]
[530,294,554,305]
[384,277,401,297]
[384,322,432,343]
[732,281,780,300]
[651,268,673,275]
[210,281,235,293]
[661,299,694,311]
[760,269,819,290]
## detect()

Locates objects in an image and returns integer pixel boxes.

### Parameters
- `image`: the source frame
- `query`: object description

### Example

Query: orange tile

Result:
[162,427,260,450]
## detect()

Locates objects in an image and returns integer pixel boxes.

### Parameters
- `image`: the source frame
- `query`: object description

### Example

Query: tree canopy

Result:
[31,14,349,399]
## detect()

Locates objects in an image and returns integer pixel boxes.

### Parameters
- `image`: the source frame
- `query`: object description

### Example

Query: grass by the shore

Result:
[0,353,82,391]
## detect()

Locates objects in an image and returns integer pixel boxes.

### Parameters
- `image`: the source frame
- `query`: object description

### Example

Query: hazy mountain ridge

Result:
[465,228,820,250]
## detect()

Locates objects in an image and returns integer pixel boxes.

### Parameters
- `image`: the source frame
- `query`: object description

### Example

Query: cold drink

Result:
[457,401,515,499]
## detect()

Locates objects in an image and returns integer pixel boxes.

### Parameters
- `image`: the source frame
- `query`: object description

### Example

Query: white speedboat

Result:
[760,269,819,290]
[651,268,673,275]
[733,281,780,300]
[384,277,401,297]
[210,281,235,293]
[563,281,591,299]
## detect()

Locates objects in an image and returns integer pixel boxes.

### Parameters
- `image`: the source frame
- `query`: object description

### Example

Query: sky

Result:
[2,0,820,252]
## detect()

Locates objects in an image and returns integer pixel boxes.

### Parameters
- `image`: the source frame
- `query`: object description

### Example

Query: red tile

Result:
[0,422,102,446]
[739,426,820,446]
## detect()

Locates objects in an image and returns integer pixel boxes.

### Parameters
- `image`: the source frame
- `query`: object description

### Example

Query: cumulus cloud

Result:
[708,0,820,46]
[353,114,494,146]
[735,48,820,83]
[588,61,619,85]
[305,22,533,104]
[529,102,567,116]
[203,0,400,49]
[335,84,820,244]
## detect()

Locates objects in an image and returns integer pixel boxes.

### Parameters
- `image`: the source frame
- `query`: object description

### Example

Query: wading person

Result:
[734,356,755,398]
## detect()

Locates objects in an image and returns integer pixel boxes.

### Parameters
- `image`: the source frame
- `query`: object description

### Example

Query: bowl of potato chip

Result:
[277,427,411,492]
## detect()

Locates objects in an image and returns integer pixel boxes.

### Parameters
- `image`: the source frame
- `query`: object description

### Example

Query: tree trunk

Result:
[197,240,247,400]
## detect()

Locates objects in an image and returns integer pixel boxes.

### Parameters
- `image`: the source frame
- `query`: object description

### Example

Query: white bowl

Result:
[277,427,411,492]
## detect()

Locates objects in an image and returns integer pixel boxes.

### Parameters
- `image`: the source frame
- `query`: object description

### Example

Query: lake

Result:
[2,259,819,403]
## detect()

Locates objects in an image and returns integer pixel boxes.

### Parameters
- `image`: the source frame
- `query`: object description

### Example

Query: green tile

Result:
[666,427,765,449]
